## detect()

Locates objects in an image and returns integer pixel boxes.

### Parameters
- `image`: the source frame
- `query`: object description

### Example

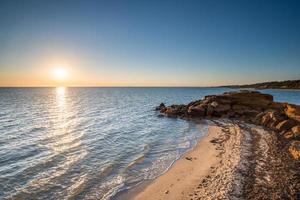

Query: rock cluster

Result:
[156,90,300,160]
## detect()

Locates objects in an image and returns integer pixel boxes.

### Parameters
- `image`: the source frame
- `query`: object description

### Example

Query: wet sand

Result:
[132,121,226,200]
[132,120,299,200]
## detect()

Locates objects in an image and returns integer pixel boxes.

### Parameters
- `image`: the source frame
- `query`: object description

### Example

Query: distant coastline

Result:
[224,79,300,89]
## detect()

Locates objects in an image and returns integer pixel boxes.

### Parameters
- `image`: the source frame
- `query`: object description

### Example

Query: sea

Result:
[1,87,300,200]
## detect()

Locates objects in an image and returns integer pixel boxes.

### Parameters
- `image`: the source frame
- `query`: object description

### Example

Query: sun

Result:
[54,68,68,81]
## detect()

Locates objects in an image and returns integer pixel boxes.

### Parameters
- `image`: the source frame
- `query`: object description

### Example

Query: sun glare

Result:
[54,68,68,81]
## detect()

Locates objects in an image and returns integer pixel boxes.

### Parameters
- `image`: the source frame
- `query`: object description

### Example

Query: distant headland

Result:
[224,79,300,89]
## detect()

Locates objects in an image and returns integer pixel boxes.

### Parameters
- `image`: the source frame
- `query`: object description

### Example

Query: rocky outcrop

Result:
[156,90,300,160]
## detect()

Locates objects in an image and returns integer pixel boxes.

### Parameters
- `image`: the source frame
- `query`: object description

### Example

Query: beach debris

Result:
[185,157,193,161]
[210,139,219,144]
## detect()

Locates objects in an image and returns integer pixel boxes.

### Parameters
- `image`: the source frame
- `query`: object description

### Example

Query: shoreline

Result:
[129,121,230,200]
[121,119,298,199]
[115,120,212,200]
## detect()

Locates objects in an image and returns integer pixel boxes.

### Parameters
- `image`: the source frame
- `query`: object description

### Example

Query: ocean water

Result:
[0,87,299,200]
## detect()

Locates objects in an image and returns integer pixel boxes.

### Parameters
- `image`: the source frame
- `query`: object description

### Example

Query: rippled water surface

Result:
[0,87,299,199]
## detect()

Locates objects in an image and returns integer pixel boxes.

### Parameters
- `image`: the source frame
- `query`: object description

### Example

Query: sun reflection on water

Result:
[47,87,86,154]
[9,87,88,198]
[56,87,66,108]
[56,86,66,95]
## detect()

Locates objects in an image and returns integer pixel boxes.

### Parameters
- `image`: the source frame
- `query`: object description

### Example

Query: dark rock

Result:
[155,103,166,111]
[165,105,187,117]
[165,107,177,117]
[285,104,300,123]
[285,126,300,139]
[275,119,298,132]
[291,125,300,138]
[185,157,193,161]
[284,131,294,139]
[212,102,231,113]
[253,112,265,124]
[210,139,219,144]
[260,111,286,129]
[206,105,214,116]
[187,100,203,107]
[231,105,259,118]
[269,102,286,113]
[188,104,206,117]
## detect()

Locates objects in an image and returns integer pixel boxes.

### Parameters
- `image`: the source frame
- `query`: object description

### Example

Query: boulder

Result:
[188,104,206,117]
[223,90,273,102]
[260,111,285,129]
[253,112,265,124]
[165,105,187,117]
[215,104,231,113]
[289,141,300,160]
[156,103,166,111]
[210,101,218,108]
[283,126,300,139]
[275,119,298,132]
[269,102,286,113]
[187,100,202,108]
[206,105,214,116]
[284,131,294,139]
[285,104,300,123]
[241,110,260,119]
[292,125,300,134]
[165,107,176,117]
[232,105,251,115]
[200,100,231,117]
[289,126,300,139]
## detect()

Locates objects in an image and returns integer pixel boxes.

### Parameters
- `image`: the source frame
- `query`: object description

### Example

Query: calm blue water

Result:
[0,87,299,200]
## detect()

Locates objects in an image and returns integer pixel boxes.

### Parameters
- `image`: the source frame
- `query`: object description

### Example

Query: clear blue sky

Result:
[0,0,299,86]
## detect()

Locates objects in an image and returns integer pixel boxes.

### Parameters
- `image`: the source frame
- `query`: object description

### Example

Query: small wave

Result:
[177,140,190,149]
[125,143,150,171]
[142,151,180,180]
[99,175,125,200]
[30,126,46,133]
[126,154,146,170]
[66,174,87,199]
[2,123,17,129]
[99,163,115,178]
[8,150,88,199]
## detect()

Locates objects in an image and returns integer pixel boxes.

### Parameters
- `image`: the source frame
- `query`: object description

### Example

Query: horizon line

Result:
[0,85,225,88]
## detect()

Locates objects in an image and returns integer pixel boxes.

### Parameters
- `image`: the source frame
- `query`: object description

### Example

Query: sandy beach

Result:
[131,120,298,200]
[133,121,233,200]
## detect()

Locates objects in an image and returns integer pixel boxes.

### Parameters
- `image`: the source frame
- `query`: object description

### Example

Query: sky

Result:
[0,0,300,87]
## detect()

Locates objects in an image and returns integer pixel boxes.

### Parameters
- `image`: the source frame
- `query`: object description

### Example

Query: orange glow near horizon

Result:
[0,62,234,87]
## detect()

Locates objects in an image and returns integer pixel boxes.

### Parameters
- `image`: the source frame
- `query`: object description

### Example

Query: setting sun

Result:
[54,68,68,81]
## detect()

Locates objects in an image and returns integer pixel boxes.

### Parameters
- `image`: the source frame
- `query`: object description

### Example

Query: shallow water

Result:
[0,87,299,199]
